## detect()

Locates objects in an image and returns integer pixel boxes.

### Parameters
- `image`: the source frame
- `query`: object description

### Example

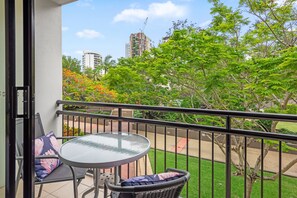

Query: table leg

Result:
[69,166,78,198]
[82,187,95,198]
[82,168,100,198]
[114,166,119,184]
[94,168,100,198]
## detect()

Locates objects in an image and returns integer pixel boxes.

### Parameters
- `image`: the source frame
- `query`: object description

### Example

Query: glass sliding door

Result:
[3,0,35,197]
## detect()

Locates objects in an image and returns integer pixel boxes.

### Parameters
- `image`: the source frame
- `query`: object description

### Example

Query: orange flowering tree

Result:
[63,68,117,103]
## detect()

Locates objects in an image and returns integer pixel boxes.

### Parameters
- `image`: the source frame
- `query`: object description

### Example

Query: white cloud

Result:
[75,50,84,55]
[62,26,69,32]
[199,20,211,28]
[77,0,93,8]
[113,1,187,23]
[114,9,148,23]
[76,29,103,39]
[129,3,141,8]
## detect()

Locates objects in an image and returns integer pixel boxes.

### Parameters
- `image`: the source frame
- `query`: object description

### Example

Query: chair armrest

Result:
[16,156,23,161]
[35,154,59,160]
[16,154,59,160]
[166,168,188,175]
[56,136,77,140]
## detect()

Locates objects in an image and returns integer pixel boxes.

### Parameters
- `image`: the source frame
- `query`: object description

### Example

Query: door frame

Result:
[5,0,35,197]
[5,0,16,196]
[23,0,35,196]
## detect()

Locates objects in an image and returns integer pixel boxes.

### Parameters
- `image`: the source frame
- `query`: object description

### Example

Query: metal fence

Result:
[56,100,297,198]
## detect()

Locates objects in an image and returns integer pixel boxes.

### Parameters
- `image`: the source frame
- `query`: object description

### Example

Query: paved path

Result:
[65,120,297,177]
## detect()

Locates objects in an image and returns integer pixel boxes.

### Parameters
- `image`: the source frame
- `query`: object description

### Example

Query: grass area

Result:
[277,122,297,133]
[148,150,297,198]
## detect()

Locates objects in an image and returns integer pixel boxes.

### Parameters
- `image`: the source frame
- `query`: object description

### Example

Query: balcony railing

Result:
[56,100,297,198]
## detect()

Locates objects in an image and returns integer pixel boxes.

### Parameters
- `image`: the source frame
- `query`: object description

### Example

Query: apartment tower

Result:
[129,33,151,57]
[82,51,102,69]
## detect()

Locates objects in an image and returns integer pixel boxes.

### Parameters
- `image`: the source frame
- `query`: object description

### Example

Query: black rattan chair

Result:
[15,113,87,197]
[104,168,190,198]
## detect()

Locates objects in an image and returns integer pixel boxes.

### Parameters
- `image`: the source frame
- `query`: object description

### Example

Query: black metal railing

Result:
[56,100,297,198]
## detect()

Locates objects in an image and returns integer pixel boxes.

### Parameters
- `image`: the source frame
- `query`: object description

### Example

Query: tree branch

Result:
[246,0,289,47]
[264,158,297,181]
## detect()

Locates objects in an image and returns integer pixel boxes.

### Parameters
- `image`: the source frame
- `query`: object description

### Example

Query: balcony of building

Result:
[9,100,297,197]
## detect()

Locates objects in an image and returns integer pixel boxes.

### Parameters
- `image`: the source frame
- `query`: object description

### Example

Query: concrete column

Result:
[35,0,62,136]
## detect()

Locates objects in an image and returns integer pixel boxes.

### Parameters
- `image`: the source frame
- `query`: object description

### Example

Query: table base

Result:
[81,167,119,198]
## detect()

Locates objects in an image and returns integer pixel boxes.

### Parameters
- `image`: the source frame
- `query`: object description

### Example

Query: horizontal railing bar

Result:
[57,110,297,142]
[56,100,297,122]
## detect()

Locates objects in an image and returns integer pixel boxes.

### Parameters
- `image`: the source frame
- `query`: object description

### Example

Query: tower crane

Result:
[140,17,148,34]
[139,17,148,56]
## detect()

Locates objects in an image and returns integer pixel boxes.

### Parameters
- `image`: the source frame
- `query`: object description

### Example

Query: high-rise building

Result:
[125,43,131,58]
[82,51,102,69]
[129,33,151,57]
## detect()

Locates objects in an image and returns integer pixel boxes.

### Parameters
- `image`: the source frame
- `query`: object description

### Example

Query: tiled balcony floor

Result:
[15,175,105,198]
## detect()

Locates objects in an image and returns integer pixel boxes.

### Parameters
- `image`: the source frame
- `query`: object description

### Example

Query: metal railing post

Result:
[226,116,231,198]
[118,108,122,132]
[118,108,122,178]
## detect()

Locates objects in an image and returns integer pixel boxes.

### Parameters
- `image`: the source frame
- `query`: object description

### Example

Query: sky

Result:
[62,0,237,62]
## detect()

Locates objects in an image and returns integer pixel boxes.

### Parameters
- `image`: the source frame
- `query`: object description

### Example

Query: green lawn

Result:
[277,122,297,133]
[148,150,297,198]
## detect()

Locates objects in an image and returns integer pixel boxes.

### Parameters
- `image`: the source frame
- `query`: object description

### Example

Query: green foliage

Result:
[63,125,84,137]
[99,2,297,196]
[63,68,117,104]
[62,55,81,74]
[92,55,116,81]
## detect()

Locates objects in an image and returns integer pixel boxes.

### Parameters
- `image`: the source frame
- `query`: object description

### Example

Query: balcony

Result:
[42,100,297,198]
[14,175,104,198]
[4,100,296,197]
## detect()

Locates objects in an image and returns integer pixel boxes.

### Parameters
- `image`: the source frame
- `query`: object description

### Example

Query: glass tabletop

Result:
[58,132,151,168]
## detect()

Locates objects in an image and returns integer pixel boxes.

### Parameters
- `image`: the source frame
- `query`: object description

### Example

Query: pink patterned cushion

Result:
[35,131,62,181]
[121,172,183,186]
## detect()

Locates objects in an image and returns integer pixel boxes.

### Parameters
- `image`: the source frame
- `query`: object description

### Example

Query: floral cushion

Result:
[35,131,62,181]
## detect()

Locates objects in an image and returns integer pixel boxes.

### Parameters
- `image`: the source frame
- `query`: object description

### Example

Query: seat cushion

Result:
[36,164,87,184]
[121,172,184,186]
[35,131,62,181]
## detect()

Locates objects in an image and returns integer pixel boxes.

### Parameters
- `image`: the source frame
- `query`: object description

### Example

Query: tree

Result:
[88,55,116,81]
[83,67,94,79]
[63,68,117,103]
[100,1,297,196]
[101,55,116,74]
[102,55,172,106]
[62,55,82,74]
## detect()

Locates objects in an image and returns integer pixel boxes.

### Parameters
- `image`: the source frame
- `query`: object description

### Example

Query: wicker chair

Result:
[104,168,190,198]
[15,113,87,197]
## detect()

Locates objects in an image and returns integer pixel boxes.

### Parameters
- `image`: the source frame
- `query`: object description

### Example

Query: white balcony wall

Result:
[35,0,63,136]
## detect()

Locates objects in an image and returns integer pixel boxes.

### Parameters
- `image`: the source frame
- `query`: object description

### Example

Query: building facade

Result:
[129,32,151,57]
[82,51,102,69]
[125,43,131,58]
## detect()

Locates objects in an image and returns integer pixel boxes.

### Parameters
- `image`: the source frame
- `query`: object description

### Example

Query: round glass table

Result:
[58,132,150,198]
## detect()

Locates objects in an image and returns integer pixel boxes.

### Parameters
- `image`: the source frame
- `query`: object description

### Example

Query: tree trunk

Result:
[246,177,254,198]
